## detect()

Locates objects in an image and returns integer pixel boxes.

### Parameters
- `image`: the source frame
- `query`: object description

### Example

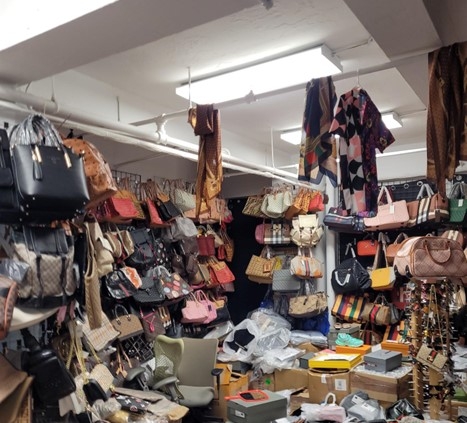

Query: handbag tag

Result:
[459,199,464,207]
[263,262,272,273]
[389,204,395,214]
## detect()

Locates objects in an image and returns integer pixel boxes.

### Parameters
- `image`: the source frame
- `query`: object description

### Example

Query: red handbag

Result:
[145,199,171,228]
[308,190,325,212]
[356,238,378,256]
[208,257,235,285]
[197,234,215,256]
[98,196,139,223]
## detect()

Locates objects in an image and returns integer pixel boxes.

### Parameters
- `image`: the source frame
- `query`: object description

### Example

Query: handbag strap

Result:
[323,392,337,405]
[344,243,356,258]
[377,185,393,205]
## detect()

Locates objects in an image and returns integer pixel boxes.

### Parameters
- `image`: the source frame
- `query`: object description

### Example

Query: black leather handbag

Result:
[386,398,424,420]
[132,267,165,305]
[0,129,21,223]
[104,269,138,300]
[331,245,371,295]
[10,114,90,220]
[21,329,76,404]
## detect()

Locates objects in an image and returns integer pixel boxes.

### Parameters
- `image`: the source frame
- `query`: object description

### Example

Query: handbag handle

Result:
[323,392,337,405]
[344,242,356,258]
[416,183,435,199]
[154,265,171,279]
[423,239,451,265]
[114,304,131,319]
[377,186,393,205]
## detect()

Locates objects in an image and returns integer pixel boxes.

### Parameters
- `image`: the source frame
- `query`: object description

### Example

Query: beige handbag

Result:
[245,246,281,284]
[288,281,327,318]
[82,311,120,352]
[110,305,144,341]
[416,344,447,371]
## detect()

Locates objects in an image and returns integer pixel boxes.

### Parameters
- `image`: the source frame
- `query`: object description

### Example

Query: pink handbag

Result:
[195,290,217,324]
[180,293,209,323]
[364,186,409,231]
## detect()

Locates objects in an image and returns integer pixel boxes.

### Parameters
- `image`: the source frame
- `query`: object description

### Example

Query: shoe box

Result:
[328,324,360,349]
[363,350,402,372]
[226,390,287,423]
[335,344,372,357]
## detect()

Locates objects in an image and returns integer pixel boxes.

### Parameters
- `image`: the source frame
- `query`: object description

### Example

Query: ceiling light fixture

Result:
[381,112,403,129]
[280,129,302,145]
[176,44,342,104]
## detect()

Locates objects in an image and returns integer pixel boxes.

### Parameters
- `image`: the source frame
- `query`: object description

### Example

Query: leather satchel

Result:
[110,305,144,341]
[386,233,408,265]
[10,115,90,219]
[364,186,409,231]
[394,235,467,279]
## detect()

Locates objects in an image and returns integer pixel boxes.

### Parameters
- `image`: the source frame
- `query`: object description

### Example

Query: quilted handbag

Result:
[331,244,371,294]
[406,183,449,227]
[364,186,409,231]
[290,251,323,279]
[449,181,467,223]
[393,235,467,279]
[110,305,144,341]
[272,257,300,291]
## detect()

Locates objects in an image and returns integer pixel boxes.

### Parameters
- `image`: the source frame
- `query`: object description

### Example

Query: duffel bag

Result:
[394,236,467,279]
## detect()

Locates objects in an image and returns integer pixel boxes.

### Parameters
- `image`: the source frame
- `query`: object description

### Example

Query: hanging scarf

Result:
[298,76,338,186]
[189,104,222,216]
[426,43,465,194]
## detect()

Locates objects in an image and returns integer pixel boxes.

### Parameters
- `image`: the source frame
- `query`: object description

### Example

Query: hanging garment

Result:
[189,105,223,216]
[360,94,395,213]
[426,42,466,195]
[298,76,338,186]
[330,88,394,214]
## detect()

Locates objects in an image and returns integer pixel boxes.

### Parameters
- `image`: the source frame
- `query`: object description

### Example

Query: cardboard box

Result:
[227,390,287,423]
[308,353,362,370]
[335,344,372,357]
[381,340,411,356]
[296,342,321,354]
[350,364,412,403]
[289,389,310,415]
[308,370,350,404]
[274,368,309,391]
[211,368,249,420]
[450,399,467,420]
[298,352,316,369]
[248,371,275,391]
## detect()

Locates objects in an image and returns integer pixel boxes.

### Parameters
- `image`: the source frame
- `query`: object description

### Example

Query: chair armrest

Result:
[151,376,179,391]
[211,367,224,399]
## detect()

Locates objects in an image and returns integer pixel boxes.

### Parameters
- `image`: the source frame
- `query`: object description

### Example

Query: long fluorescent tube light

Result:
[176,44,342,104]
[382,112,403,129]
[280,129,302,145]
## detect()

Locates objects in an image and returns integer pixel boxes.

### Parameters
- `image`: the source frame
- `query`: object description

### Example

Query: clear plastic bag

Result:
[248,308,292,332]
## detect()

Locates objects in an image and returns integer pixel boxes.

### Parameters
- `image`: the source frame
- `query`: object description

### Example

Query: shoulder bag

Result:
[132,267,165,305]
[406,183,449,227]
[288,280,327,318]
[323,206,365,233]
[364,185,409,231]
[370,233,396,291]
[331,243,371,294]
[180,293,209,324]
[331,294,368,323]
[156,265,192,300]
[208,256,235,285]
[245,246,281,284]
[104,268,138,300]
[386,232,408,265]
[261,186,293,218]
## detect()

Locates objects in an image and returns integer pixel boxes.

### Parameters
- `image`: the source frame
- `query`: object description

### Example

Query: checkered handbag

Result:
[263,223,291,244]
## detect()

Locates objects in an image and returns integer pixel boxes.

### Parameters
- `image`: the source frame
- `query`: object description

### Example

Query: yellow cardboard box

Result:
[308,370,350,404]
[275,368,309,391]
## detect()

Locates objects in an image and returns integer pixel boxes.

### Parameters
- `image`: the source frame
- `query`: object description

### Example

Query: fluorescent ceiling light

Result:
[382,112,403,129]
[176,44,342,104]
[280,129,302,145]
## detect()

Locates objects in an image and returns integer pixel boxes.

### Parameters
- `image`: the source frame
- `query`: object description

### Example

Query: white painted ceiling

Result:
[0,0,466,181]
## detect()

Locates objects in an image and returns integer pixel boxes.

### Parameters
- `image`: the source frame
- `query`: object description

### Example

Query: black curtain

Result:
[226,198,268,324]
